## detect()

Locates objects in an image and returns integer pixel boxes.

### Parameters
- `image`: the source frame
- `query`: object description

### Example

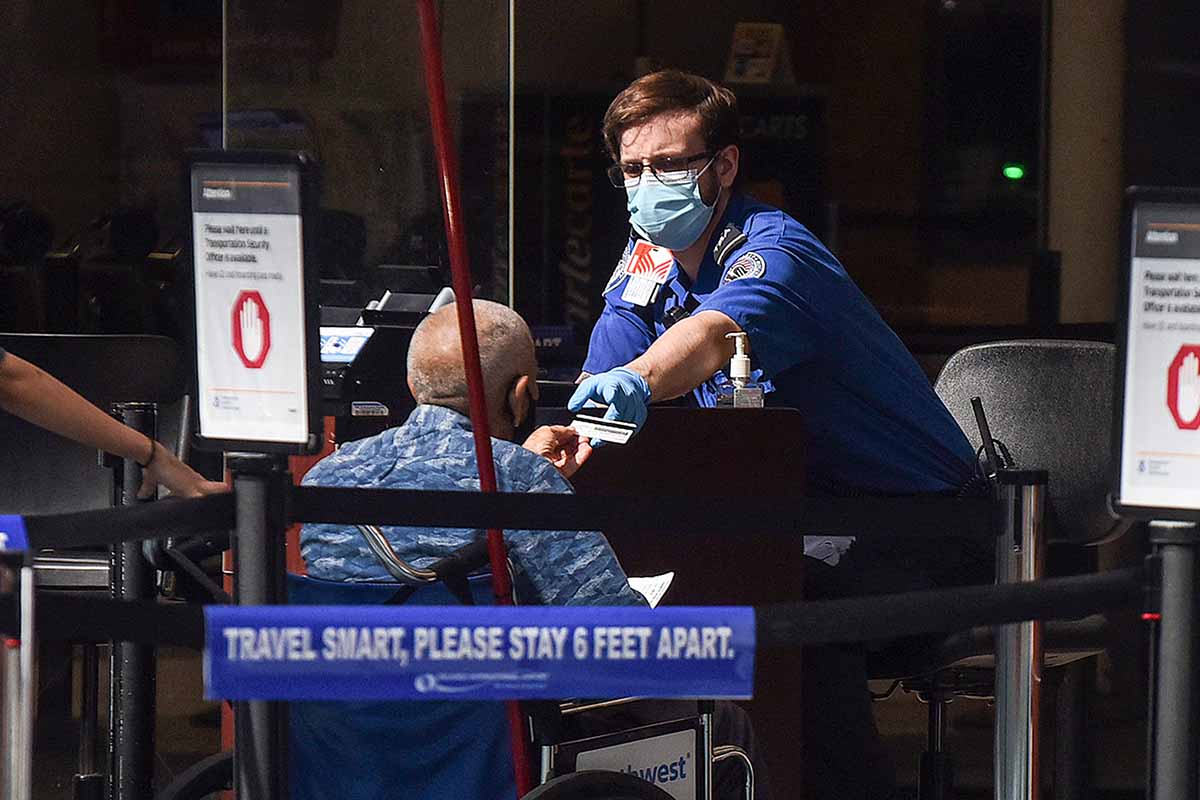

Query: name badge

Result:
[621,240,674,307]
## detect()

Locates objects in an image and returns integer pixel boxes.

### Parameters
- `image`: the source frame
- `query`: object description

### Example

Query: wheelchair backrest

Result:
[286,572,496,606]
[287,573,515,800]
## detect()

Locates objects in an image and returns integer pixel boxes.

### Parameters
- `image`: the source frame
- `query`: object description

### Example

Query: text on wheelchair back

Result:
[575,729,698,800]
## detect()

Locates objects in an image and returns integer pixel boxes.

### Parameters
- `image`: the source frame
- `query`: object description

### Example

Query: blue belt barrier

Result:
[204,605,755,701]
[0,515,28,553]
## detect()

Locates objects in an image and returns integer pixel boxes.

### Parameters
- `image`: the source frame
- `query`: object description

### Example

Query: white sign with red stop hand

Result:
[1120,232,1200,510]
[233,290,271,369]
[192,166,309,445]
[1167,346,1200,430]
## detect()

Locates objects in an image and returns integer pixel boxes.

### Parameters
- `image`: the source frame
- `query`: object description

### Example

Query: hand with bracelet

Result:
[133,433,226,499]
[0,349,228,498]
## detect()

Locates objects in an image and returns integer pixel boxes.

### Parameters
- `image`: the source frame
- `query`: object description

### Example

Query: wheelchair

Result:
[158,524,755,800]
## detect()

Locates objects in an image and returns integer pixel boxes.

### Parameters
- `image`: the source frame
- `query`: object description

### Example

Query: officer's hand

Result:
[567,366,651,439]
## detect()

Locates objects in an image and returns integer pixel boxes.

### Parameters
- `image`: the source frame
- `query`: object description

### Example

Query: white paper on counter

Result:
[628,572,675,608]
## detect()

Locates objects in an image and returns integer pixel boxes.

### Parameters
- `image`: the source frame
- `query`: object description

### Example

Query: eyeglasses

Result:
[606,151,715,188]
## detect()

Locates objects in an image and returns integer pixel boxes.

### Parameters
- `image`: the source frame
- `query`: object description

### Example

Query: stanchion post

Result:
[17,564,34,800]
[1149,520,1198,800]
[108,403,158,800]
[230,453,290,800]
[0,557,35,800]
[0,560,17,800]
[75,642,103,800]
[993,469,1048,800]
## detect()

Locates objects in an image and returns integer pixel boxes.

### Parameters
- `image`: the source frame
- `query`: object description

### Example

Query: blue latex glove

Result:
[568,367,652,439]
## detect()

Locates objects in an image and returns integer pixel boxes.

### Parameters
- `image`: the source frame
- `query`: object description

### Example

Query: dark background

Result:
[1,0,1182,796]
[0,0,1049,343]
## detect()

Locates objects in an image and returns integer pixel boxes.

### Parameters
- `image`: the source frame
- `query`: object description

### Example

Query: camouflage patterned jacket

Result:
[301,404,644,606]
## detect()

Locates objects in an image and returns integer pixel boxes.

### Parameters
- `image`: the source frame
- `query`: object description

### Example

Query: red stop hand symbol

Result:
[232,290,271,369]
[1167,344,1200,430]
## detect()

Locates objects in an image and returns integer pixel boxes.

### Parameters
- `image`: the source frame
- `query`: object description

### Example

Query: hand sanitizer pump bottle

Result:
[716,331,764,408]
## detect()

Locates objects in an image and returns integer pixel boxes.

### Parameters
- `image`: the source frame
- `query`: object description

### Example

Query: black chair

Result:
[868,340,1132,799]
[937,340,1129,547]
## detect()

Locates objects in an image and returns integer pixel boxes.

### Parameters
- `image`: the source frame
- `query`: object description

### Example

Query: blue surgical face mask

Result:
[625,157,720,251]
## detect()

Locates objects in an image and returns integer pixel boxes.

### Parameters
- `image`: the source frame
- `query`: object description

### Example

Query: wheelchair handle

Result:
[354,525,491,586]
[355,524,438,584]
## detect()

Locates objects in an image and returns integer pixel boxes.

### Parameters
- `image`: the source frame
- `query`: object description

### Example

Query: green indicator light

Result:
[1002,163,1026,181]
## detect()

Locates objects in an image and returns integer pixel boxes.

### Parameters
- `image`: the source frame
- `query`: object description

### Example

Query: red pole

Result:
[414,1,534,795]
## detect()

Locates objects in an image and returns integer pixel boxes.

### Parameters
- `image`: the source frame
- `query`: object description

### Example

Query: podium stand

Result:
[562,406,809,799]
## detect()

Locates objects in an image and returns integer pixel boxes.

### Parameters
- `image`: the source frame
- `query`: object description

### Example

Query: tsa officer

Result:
[570,69,984,799]
[571,69,973,501]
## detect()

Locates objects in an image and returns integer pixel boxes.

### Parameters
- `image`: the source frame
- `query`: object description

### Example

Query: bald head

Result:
[406,300,536,432]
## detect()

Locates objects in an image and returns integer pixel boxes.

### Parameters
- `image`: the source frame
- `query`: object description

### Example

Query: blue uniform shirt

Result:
[301,405,645,607]
[584,193,974,498]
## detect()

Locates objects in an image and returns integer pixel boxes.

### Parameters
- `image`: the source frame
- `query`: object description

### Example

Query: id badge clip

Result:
[621,240,673,307]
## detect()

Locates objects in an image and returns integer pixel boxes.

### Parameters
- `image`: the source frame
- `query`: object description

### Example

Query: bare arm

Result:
[0,352,155,459]
[626,310,740,402]
[0,352,226,498]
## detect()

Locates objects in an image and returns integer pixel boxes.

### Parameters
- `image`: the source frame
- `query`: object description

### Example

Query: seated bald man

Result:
[300,301,769,799]
[301,300,644,606]
[0,346,225,499]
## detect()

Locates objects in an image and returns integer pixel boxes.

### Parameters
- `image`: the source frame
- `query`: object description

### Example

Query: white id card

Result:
[621,274,661,306]
[571,413,637,445]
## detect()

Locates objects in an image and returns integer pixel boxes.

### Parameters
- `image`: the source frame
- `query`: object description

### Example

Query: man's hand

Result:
[567,367,651,436]
[138,441,230,499]
[522,425,593,479]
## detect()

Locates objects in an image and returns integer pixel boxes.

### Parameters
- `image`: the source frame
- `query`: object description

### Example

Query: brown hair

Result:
[602,70,740,161]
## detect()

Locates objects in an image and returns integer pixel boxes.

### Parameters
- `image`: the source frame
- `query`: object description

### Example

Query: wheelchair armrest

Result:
[531,698,713,747]
[557,698,645,716]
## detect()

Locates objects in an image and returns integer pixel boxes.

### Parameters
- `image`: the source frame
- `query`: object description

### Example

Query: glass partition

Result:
[0,0,222,337]
[0,1,1045,347]
[225,0,512,311]
[510,0,1044,336]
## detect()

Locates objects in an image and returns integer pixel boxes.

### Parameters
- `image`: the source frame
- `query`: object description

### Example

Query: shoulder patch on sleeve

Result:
[722,251,766,283]
[604,248,632,294]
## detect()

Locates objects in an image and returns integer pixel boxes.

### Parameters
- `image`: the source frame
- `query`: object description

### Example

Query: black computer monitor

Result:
[319,326,375,365]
